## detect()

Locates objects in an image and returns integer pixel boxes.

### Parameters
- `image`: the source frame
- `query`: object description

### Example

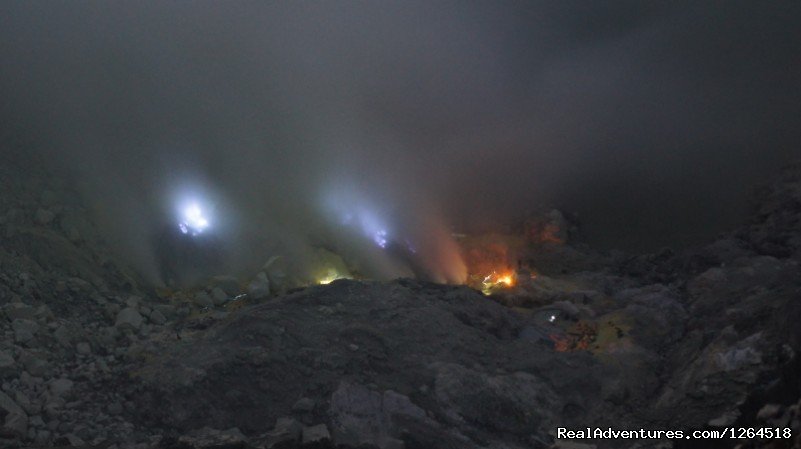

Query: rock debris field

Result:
[1,153,800,449]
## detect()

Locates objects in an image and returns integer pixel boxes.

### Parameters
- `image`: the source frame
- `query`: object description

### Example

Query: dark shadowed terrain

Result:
[0,147,800,449]
[2,2,801,449]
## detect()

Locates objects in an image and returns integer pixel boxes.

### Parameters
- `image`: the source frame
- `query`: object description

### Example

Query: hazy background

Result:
[1,1,800,281]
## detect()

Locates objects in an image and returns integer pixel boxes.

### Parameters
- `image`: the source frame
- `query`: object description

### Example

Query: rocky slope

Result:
[0,151,799,449]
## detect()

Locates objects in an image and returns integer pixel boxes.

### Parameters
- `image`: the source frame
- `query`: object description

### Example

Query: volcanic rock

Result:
[34,208,55,225]
[329,381,429,447]
[552,442,597,449]
[115,307,143,330]
[432,362,558,435]
[52,325,74,348]
[756,403,782,421]
[302,423,330,443]
[19,352,50,377]
[49,378,74,397]
[0,390,28,438]
[0,152,800,449]
[210,287,228,305]
[291,397,315,413]
[248,272,271,299]
[12,318,39,343]
[263,256,291,293]
[4,303,37,321]
[153,304,177,319]
[75,342,91,355]
[0,351,16,378]
[193,291,214,308]
[210,275,241,296]
[58,214,84,242]
[177,427,248,449]
[148,309,167,325]
[260,417,302,448]
[13,391,37,416]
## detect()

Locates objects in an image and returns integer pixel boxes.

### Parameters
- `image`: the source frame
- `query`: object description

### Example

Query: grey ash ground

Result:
[1,154,800,449]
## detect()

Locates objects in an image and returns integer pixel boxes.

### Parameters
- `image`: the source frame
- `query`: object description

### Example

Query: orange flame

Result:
[476,270,516,294]
[497,273,514,286]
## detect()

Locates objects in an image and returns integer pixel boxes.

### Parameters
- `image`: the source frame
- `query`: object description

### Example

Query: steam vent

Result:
[1,3,801,449]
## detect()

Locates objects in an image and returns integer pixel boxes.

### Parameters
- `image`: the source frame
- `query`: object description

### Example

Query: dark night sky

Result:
[1,2,800,279]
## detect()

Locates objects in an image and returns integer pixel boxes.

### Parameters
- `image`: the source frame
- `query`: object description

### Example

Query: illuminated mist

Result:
[1,2,799,285]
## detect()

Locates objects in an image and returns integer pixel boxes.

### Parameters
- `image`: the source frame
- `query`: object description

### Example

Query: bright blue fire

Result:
[178,202,210,236]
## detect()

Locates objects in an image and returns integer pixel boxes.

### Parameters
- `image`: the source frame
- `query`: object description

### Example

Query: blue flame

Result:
[177,202,210,236]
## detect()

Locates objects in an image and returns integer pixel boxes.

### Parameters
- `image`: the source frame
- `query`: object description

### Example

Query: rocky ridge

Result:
[0,152,798,449]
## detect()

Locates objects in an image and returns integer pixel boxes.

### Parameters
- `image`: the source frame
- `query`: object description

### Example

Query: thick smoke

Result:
[1,2,800,283]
